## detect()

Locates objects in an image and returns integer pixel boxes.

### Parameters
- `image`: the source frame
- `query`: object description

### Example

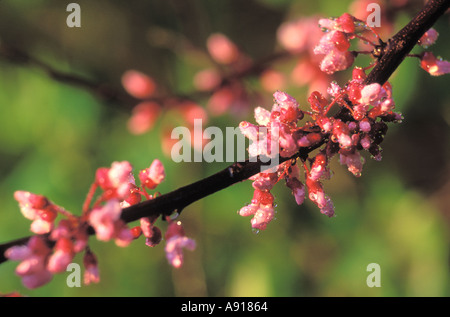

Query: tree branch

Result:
[1,0,448,265]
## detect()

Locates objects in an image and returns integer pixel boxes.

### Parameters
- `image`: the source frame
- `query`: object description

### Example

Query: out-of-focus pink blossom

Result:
[193,68,221,91]
[127,101,161,135]
[47,238,74,273]
[83,249,100,285]
[164,221,196,268]
[122,70,157,99]
[277,17,322,54]
[5,236,53,289]
[207,33,240,65]
[88,199,122,242]
[260,69,286,92]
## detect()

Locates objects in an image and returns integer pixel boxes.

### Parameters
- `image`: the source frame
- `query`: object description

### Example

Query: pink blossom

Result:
[83,249,100,285]
[340,151,365,177]
[251,204,275,231]
[306,178,335,217]
[139,159,165,189]
[319,49,355,74]
[164,221,196,268]
[47,238,74,273]
[359,83,382,105]
[319,13,355,34]
[89,199,122,242]
[127,101,161,135]
[239,121,259,141]
[360,135,372,149]
[5,236,53,289]
[260,69,287,92]
[285,176,305,206]
[193,68,221,91]
[251,172,278,191]
[239,189,277,229]
[254,107,271,126]
[420,52,450,76]
[418,28,438,47]
[332,120,352,148]
[309,153,328,182]
[359,119,371,132]
[140,216,162,247]
[121,70,156,99]
[239,203,259,217]
[21,270,53,289]
[277,17,321,53]
[96,161,134,200]
[206,33,240,65]
[14,191,57,234]
[113,221,134,247]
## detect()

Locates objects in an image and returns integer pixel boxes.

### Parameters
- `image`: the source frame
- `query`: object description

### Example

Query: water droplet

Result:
[252,228,260,235]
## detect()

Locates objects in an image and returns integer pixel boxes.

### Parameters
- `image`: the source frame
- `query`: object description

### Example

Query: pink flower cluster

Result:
[314,13,358,74]
[238,59,402,229]
[6,159,195,289]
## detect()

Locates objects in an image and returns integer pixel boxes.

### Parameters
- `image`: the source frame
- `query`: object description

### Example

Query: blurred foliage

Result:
[0,0,449,297]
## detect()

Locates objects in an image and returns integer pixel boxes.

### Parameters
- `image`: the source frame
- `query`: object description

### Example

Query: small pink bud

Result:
[139,159,165,189]
[122,70,156,99]
[418,28,438,47]
[164,221,196,268]
[207,33,240,65]
[420,52,450,76]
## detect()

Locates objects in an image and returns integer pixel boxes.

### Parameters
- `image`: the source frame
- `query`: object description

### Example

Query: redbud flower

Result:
[339,151,365,177]
[47,238,74,273]
[359,119,371,132]
[285,174,305,206]
[14,191,58,234]
[88,199,122,242]
[206,33,240,65]
[420,52,450,76]
[83,249,100,285]
[332,120,352,148]
[306,178,335,217]
[359,83,382,105]
[6,236,53,289]
[251,172,278,191]
[309,153,328,182]
[95,161,134,200]
[319,13,356,34]
[127,101,161,135]
[121,70,156,99]
[164,221,196,268]
[277,18,317,53]
[140,216,162,247]
[254,107,271,126]
[139,159,165,189]
[193,68,221,91]
[113,220,134,247]
[251,204,275,231]
[260,69,287,92]
[418,28,438,47]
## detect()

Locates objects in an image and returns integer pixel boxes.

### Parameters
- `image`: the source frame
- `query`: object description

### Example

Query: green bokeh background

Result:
[0,0,449,297]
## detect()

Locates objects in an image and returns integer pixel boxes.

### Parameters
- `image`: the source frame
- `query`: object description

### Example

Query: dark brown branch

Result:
[1,0,449,265]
